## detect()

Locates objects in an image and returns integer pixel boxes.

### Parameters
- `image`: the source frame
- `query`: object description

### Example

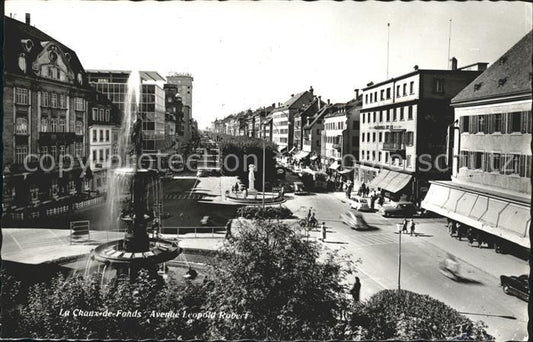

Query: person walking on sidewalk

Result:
[410,219,416,236]
[320,222,327,242]
[350,277,361,302]
[401,218,408,234]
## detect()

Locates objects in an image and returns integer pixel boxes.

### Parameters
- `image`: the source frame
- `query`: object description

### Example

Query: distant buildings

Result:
[422,31,532,250]
[166,73,193,142]
[87,70,167,153]
[2,15,94,220]
[359,62,485,201]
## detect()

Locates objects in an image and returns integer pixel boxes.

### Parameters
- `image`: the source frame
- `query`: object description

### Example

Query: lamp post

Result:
[398,223,402,290]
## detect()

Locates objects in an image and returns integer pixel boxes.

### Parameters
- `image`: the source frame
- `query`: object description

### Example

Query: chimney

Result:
[291,94,294,97]
[414,65,419,71]
[25,13,31,25]
[451,57,458,70]
[272,103,276,109]
[327,99,330,105]
[309,86,314,95]
[354,89,359,98]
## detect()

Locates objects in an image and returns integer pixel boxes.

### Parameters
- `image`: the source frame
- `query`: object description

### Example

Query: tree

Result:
[201,220,357,340]
[356,289,493,340]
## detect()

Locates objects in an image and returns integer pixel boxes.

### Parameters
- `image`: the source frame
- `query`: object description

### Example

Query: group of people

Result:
[448,220,487,248]
[306,208,327,242]
[400,218,417,236]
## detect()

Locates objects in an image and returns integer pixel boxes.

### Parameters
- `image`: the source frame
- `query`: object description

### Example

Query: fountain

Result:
[86,71,181,281]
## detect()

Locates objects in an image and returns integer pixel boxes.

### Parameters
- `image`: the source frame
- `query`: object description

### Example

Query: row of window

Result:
[324,121,345,131]
[459,111,532,134]
[325,136,341,144]
[459,151,531,178]
[365,81,416,105]
[91,108,111,122]
[41,91,67,109]
[362,105,414,124]
[360,149,412,167]
[92,128,111,143]
[39,117,84,135]
[361,131,414,146]
[92,148,111,163]
[14,143,85,165]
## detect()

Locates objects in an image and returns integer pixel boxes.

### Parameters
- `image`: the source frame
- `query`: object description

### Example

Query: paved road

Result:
[283,191,528,341]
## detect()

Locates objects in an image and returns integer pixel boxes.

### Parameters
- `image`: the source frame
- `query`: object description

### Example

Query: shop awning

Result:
[288,147,296,154]
[278,145,287,153]
[368,170,411,193]
[329,161,340,170]
[293,151,310,161]
[422,182,530,248]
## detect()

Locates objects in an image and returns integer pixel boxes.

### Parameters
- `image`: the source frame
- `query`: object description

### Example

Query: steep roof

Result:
[3,16,91,89]
[304,103,338,129]
[452,30,532,104]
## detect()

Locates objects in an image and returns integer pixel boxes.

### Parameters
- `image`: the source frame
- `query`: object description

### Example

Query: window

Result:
[106,130,110,142]
[99,149,104,161]
[75,97,84,111]
[99,129,104,142]
[15,146,28,164]
[50,118,58,132]
[392,109,397,121]
[408,106,413,120]
[478,115,486,133]
[379,111,383,122]
[403,84,407,96]
[460,151,469,168]
[15,117,28,134]
[59,145,65,161]
[385,152,389,163]
[474,152,483,170]
[461,116,470,133]
[372,151,376,161]
[379,132,383,142]
[75,142,83,157]
[365,94,368,104]
[59,94,66,108]
[99,109,104,121]
[406,132,414,146]
[489,153,501,172]
[105,110,110,122]
[92,130,97,142]
[75,121,83,135]
[501,154,520,175]
[362,133,365,142]
[406,155,411,167]
[396,85,400,97]
[434,79,445,94]
[58,118,66,132]
[362,113,365,124]
[509,112,521,132]
[399,107,404,121]
[386,88,391,99]
[41,92,50,107]
[410,81,414,94]
[92,108,97,121]
[380,90,384,100]
[367,132,370,142]
[386,110,390,122]
[521,110,532,133]
[15,88,29,105]
[92,150,97,162]
[105,149,110,161]
[372,112,376,122]
[372,132,376,142]
[41,118,49,132]
[51,93,58,108]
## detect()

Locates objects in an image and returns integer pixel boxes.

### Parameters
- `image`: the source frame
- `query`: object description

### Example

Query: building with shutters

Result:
[422,30,532,251]
[2,15,94,222]
[359,61,485,202]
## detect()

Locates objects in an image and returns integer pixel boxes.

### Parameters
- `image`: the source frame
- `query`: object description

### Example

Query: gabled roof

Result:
[4,16,90,89]
[325,96,362,118]
[273,90,314,111]
[304,103,338,129]
[452,30,532,104]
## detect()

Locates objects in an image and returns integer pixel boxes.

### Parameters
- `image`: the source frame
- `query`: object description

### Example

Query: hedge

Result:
[237,205,293,220]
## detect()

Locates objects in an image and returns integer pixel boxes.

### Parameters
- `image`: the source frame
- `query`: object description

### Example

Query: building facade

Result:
[359,63,485,201]
[166,73,193,142]
[87,70,167,153]
[422,31,532,250]
[3,16,93,221]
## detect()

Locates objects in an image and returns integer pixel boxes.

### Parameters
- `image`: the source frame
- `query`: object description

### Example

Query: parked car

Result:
[380,201,417,217]
[350,196,371,211]
[500,274,529,302]
[293,182,307,195]
[200,215,215,226]
[340,211,370,230]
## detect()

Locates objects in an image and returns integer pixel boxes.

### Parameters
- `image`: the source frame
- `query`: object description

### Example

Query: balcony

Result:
[382,142,405,151]
[332,143,341,151]
[39,132,77,145]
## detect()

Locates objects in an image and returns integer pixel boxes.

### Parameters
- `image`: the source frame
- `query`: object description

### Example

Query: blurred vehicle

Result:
[200,215,215,226]
[340,211,370,230]
[350,196,371,211]
[196,169,210,177]
[500,274,529,301]
[293,181,307,195]
[380,201,417,217]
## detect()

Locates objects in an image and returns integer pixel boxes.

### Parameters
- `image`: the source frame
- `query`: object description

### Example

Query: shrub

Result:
[356,289,493,340]
[237,205,293,219]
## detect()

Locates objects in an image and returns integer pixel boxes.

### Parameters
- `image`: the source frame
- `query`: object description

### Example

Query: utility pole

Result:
[398,224,402,290]
[447,19,452,69]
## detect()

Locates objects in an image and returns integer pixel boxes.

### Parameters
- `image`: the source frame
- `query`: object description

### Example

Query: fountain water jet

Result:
[88,71,181,281]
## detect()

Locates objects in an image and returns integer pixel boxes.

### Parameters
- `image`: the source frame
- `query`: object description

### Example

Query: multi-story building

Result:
[164,83,183,147]
[293,95,324,152]
[359,61,485,201]
[87,70,167,153]
[3,15,93,221]
[302,97,327,157]
[422,31,532,250]
[271,88,315,153]
[87,91,120,193]
[166,73,193,141]
[323,95,362,174]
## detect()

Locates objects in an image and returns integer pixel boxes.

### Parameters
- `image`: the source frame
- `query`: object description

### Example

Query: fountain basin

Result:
[93,238,181,267]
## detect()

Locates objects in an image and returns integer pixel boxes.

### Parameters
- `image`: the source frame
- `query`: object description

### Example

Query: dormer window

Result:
[474,83,483,91]
[499,56,508,65]
[498,78,507,87]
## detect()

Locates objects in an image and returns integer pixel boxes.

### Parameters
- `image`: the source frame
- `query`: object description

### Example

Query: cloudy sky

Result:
[5,1,532,129]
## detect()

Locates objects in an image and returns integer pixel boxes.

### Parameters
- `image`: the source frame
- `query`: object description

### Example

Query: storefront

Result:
[368,169,413,201]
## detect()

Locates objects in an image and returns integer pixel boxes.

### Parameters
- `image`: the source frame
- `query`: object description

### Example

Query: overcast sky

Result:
[5,1,532,129]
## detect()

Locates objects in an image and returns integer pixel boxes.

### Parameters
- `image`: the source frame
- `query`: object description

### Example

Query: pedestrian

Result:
[451,222,457,237]
[321,222,327,242]
[477,233,484,248]
[280,186,285,198]
[457,223,463,241]
[243,188,248,198]
[225,219,233,240]
[350,277,361,302]
[310,212,318,228]
[307,208,312,221]
[466,228,474,245]
[410,219,416,236]
[402,218,408,234]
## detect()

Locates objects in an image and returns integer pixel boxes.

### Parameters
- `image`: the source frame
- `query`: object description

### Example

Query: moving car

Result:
[196,169,210,177]
[380,201,417,217]
[340,211,370,230]
[293,182,307,195]
[350,196,371,211]
[500,274,529,302]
